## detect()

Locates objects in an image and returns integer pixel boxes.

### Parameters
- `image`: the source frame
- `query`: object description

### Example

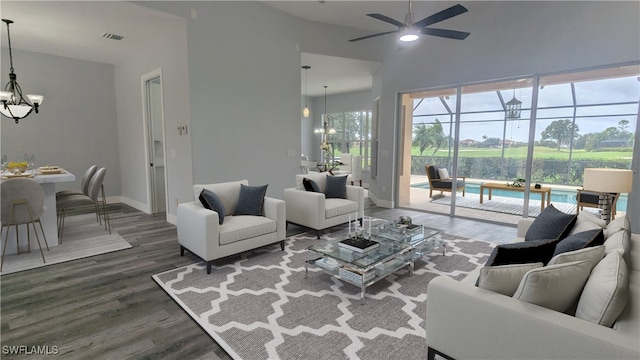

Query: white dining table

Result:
[1,169,75,255]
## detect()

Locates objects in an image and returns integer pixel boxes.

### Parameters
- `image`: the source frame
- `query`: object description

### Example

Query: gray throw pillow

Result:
[199,189,225,224]
[234,184,268,216]
[484,238,561,267]
[553,229,604,256]
[525,204,577,242]
[303,177,321,193]
[324,175,348,199]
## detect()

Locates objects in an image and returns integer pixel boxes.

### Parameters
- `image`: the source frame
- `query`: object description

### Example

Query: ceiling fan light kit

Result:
[349,2,470,43]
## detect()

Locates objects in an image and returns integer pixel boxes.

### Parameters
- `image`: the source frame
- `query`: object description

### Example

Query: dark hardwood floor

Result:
[1,199,515,359]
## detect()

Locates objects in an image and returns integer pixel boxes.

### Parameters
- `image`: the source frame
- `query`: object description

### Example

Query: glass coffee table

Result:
[305,224,444,300]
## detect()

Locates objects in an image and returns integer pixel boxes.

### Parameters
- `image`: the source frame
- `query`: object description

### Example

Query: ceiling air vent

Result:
[102,32,124,41]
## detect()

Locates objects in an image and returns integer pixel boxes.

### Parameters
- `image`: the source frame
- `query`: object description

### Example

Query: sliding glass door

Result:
[399,63,638,223]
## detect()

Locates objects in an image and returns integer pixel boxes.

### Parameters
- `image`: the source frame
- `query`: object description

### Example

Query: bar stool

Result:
[1,178,49,271]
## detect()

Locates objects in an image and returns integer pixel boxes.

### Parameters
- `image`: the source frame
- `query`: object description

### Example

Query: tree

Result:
[541,119,579,151]
[413,119,447,159]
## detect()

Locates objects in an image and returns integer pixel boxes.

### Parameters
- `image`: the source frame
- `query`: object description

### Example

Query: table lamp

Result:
[582,168,633,224]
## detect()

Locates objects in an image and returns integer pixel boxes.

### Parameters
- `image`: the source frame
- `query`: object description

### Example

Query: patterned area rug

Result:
[153,229,495,360]
[430,192,598,217]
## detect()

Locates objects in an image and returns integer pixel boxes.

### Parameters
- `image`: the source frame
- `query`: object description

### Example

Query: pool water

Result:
[411,182,629,211]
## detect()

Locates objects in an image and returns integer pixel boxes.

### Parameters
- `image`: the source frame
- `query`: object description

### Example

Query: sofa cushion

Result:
[575,211,607,229]
[604,229,631,266]
[553,229,604,256]
[477,262,543,296]
[325,198,358,219]
[576,252,629,327]
[604,216,631,239]
[525,204,576,241]
[234,184,268,216]
[485,237,560,267]
[513,260,591,312]
[219,215,277,245]
[303,178,321,192]
[548,245,605,271]
[199,189,225,225]
[569,215,604,236]
[325,175,348,199]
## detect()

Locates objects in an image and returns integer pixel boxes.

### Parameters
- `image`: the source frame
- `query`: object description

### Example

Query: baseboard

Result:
[115,196,151,214]
[368,191,393,208]
[109,196,177,225]
[166,213,177,225]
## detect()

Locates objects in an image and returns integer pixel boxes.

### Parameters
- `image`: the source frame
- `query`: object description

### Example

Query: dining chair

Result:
[1,178,49,270]
[56,165,97,199]
[56,167,111,243]
[348,155,363,187]
[56,165,99,222]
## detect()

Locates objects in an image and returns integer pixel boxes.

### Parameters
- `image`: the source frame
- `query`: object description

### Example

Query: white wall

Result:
[370,1,640,208]
[113,3,192,222]
[0,49,121,197]
[141,1,380,196]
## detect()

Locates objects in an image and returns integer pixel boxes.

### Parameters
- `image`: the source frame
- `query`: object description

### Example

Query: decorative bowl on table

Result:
[7,161,28,173]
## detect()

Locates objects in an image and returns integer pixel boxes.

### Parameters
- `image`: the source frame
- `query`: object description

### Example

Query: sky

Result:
[413,74,639,142]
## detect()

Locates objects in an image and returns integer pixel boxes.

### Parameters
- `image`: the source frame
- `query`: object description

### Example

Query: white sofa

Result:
[177,180,286,274]
[283,172,364,238]
[426,216,639,360]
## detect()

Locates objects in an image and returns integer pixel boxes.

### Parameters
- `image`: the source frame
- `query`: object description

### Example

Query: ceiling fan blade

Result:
[414,4,468,28]
[421,27,470,40]
[366,13,406,28]
[349,30,399,42]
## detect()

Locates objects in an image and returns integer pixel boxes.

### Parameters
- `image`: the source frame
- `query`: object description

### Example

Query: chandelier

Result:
[1,19,43,124]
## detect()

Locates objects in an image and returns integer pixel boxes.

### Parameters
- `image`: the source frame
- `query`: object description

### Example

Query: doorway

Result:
[142,70,167,214]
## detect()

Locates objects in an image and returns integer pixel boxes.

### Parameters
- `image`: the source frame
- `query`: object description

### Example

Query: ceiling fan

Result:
[349,2,470,43]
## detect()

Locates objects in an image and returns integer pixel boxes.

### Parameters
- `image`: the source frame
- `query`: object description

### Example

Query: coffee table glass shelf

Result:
[306,223,444,300]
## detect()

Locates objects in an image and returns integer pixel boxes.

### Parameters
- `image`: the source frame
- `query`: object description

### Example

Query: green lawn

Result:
[412,146,633,160]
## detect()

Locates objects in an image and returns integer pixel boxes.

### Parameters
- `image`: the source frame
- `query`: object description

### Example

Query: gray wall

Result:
[0,48,121,197]
[113,3,192,221]
[142,1,379,196]
[370,1,640,209]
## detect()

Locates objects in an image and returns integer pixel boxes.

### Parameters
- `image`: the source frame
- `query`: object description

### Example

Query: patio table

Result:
[479,182,551,212]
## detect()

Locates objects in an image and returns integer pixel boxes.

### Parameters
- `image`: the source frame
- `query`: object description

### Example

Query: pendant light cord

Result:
[3,20,15,73]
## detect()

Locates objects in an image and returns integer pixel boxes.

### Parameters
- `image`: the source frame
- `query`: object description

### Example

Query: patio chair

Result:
[425,165,466,198]
[576,189,619,220]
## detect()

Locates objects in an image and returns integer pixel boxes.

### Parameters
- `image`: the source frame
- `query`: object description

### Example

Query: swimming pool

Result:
[411,182,629,211]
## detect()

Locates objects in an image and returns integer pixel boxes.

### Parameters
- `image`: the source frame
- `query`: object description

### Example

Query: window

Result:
[327,110,372,170]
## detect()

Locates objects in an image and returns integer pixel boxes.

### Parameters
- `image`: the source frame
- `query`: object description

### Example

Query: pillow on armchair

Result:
[234,184,268,216]
[199,189,226,224]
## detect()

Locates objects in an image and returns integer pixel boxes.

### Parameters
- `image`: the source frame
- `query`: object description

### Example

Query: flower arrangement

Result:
[320,141,331,161]
[508,177,526,187]
[7,161,28,172]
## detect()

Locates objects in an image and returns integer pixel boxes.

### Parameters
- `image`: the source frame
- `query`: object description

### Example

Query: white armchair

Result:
[283,172,364,239]
[177,180,286,274]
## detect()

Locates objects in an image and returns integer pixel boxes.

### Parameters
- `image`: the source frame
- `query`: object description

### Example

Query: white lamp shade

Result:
[0,91,12,101]
[0,104,33,119]
[27,94,43,105]
[302,106,309,118]
[583,168,634,193]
